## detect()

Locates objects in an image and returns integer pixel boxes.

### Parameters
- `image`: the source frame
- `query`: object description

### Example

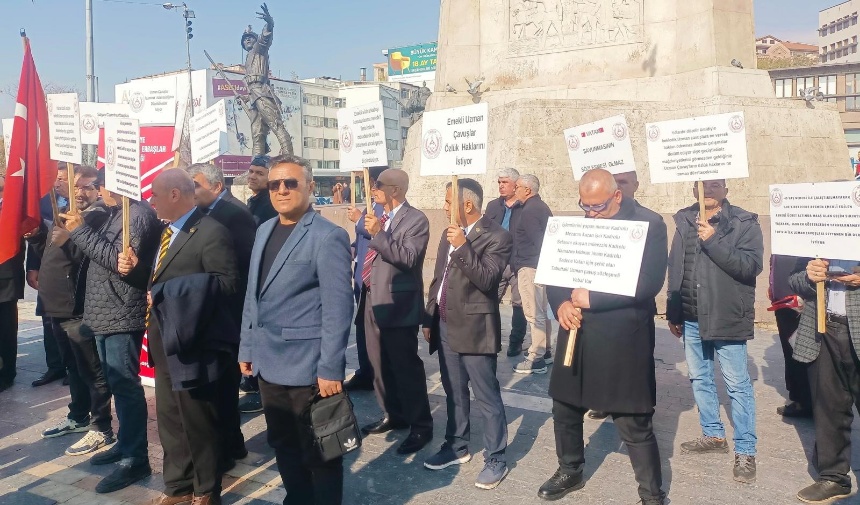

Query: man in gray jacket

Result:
[666,179,763,485]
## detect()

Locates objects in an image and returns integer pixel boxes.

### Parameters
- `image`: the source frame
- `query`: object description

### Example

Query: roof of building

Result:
[782,41,819,52]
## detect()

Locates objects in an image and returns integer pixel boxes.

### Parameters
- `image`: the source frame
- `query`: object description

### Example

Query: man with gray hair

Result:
[511,174,554,374]
[484,168,527,357]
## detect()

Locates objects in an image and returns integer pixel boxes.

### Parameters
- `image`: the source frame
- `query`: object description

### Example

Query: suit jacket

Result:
[205,191,257,320]
[424,216,512,355]
[238,209,354,386]
[247,191,278,227]
[0,241,25,304]
[366,201,430,328]
[148,209,240,386]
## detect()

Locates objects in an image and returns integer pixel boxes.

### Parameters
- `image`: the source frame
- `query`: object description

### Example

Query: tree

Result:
[3,81,84,100]
[0,137,5,174]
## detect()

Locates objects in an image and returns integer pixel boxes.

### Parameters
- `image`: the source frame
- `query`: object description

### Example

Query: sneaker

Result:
[424,443,471,470]
[521,350,553,364]
[90,444,123,465]
[797,480,852,503]
[640,494,666,505]
[95,461,152,493]
[680,436,729,454]
[475,458,509,490]
[732,453,756,484]
[66,430,116,456]
[41,418,90,438]
[514,357,547,374]
[537,468,585,500]
[238,393,263,413]
[777,402,812,418]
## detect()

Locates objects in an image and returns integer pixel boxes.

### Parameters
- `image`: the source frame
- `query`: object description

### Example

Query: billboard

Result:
[388,42,437,83]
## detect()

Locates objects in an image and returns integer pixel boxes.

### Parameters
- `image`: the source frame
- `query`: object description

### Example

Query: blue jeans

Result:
[95,331,149,464]
[683,322,757,456]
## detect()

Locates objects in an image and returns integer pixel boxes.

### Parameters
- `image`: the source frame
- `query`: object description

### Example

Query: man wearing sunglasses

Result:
[540,168,668,504]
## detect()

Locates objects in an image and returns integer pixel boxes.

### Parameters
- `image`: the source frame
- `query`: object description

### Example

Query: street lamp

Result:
[163,2,195,117]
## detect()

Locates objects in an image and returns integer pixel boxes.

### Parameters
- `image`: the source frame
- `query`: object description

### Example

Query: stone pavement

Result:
[2,291,860,505]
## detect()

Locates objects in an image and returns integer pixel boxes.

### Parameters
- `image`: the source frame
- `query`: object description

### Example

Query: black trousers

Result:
[553,399,663,500]
[41,314,63,373]
[218,362,246,458]
[0,301,17,384]
[352,289,374,382]
[53,318,112,430]
[775,308,811,408]
[808,320,860,488]
[363,288,433,435]
[258,378,343,505]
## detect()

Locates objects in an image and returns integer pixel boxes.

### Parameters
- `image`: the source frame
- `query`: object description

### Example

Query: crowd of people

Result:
[0,155,858,505]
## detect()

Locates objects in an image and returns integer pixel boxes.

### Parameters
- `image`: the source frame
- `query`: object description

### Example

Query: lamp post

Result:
[163,2,195,117]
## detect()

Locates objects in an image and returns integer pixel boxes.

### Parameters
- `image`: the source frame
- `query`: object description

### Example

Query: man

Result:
[32,167,115,457]
[344,166,387,392]
[0,175,26,393]
[540,169,667,504]
[769,254,811,418]
[666,179,763,484]
[422,179,511,489]
[791,257,860,503]
[63,169,161,493]
[341,181,351,204]
[361,169,434,455]
[246,155,278,226]
[511,174,554,374]
[239,154,353,505]
[121,168,239,505]
[484,167,527,357]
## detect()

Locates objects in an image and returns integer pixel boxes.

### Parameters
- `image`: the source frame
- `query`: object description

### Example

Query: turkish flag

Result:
[0,39,53,263]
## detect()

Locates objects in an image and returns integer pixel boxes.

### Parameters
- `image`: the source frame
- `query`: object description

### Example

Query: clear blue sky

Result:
[0,0,839,116]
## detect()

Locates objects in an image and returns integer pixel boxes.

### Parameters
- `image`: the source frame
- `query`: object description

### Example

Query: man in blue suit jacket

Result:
[238,154,354,505]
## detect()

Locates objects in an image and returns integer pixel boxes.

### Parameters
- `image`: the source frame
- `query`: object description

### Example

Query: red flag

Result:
[0,38,53,263]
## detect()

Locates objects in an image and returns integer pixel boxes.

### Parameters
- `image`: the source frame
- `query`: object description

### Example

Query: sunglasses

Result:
[268,178,301,192]
[578,195,615,213]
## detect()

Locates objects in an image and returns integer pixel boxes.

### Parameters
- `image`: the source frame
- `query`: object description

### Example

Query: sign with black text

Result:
[420,103,488,176]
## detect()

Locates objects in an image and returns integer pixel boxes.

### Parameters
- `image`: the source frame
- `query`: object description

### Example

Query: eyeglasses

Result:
[578,195,615,213]
[374,181,392,190]
[268,178,300,192]
[75,184,99,193]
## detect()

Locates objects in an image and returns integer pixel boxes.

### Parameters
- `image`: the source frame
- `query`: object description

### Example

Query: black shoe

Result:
[62,376,69,386]
[797,480,852,503]
[344,375,374,391]
[90,444,123,465]
[0,380,13,393]
[32,370,66,387]
[95,461,152,493]
[506,342,523,357]
[232,446,249,460]
[587,410,609,420]
[778,402,812,418]
[362,417,408,435]
[538,469,585,501]
[237,394,263,414]
[397,432,432,455]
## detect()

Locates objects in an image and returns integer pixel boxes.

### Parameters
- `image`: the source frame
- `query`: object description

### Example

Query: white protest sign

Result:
[420,102,488,176]
[103,117,142,201]
[770,182,860,261]
[46,93,82,164]
[79,102,132,145]
[190,100,228,164]
[646,112,749,183]
[535,217,650,297]
[337,101,388,171]
[564,114,636,180]
[2,118,12,164]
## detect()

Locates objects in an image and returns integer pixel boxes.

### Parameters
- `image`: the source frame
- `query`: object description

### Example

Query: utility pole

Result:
[164,2,195,117]
[84,0,96,165]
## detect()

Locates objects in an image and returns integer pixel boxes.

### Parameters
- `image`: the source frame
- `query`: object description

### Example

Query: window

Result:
[796,77,815,96]
[401,126,409,139]
[314,160,339,170]
[325,117,338,128]
[386,139,399,150]
[323,139,339,149]
[400,89,411,99]
[303,115,325,128]
[401,108,411,118]
[848,97,860,111]
[303,94,322,106]
[384,118,399,129]
[821,75,837,96]
[382,97,398,109]
[774,78,791,98]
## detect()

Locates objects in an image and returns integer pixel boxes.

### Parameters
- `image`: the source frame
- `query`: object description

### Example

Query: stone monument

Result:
[402,0,849,215]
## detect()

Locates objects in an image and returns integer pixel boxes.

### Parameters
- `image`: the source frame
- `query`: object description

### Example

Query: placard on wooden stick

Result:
[563,114,637,181]
[420,103,489,177]
[337,101,388,172]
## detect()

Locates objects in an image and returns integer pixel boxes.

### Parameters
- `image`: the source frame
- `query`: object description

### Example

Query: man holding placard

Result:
[666,179,763,485]
[539,169,667,504]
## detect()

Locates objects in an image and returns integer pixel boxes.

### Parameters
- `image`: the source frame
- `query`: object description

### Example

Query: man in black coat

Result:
[246,155,278,226]
[422,179,512,489]
[121,168,239,505]
[539,169,667,504]
[0,173,25,393]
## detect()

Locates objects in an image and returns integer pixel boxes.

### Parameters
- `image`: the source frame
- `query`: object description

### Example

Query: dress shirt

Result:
[437,221,477,303]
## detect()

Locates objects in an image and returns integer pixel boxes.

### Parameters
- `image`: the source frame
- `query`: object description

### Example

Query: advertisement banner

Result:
[388,42,437,82]
[564,114,636,181]
[337,101,388,171]
[420,103,489,176]
[46,93,82,164]
[79,102,132,146]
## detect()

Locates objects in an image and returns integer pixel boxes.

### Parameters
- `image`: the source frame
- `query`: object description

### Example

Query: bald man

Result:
[539,169,668,504]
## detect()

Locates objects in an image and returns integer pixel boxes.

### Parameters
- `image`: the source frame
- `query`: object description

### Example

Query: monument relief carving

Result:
[509,0,644,56]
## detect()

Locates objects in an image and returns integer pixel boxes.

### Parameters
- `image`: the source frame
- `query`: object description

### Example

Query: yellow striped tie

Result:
[145,227,174,327]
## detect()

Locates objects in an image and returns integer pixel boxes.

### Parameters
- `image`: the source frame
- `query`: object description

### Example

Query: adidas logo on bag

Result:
[343,438,358,451]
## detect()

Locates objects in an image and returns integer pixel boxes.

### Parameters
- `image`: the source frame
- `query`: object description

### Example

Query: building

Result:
[757,35,819,59]
[819,1,860,64]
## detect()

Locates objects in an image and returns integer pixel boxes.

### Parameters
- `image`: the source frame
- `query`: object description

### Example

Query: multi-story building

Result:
[819,1,860,64]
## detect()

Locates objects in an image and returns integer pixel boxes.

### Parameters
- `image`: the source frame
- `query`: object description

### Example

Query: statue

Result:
[241,3,294,156]
[401,81,432,121]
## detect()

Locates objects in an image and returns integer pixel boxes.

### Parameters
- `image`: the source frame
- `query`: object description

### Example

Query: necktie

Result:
[439,262,452,322]
[146,227,174,327]
[361,214,389,288]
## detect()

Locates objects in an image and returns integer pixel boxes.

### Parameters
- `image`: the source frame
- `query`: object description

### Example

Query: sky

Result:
[0,0,842,117]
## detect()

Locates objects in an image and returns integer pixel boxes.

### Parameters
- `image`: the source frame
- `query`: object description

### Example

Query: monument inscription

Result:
[509,0,644,56]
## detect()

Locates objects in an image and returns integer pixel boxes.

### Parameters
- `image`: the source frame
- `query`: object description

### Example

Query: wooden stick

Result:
[450,175,459,226]
[172,151,181,168]
[49,188,61,227]
[66,162,76,213]
[817,281,826,334]
[563,328,578,367]
[363,168,372,214]
[350,172,356,206]
[122,196,130,252]
[697,180,705,219]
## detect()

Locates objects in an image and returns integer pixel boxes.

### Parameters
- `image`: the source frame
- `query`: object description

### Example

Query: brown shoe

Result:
[191,493,222,505]
[151,493,193,505]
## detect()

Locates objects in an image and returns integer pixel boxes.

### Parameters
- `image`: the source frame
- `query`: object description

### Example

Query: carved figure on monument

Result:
[610,0,639,42]
[240,3,294,156]
[401,81,432,121]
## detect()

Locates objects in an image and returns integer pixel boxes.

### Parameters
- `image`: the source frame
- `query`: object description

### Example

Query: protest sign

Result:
[103,118,142,201]
[646,112,749,184]
[79,102,132,145]
[337,100,388,171]
[46,93,82,164]
[535,217,650,297]
[770,181,860,261]
[564,115,636,180]
[115,74,178,126]
[190,100,228,164]
[420,103,488,176]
